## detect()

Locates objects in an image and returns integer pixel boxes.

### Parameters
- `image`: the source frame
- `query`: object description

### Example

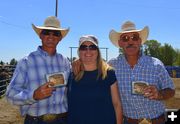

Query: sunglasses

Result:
[120,33,140,42]
[79,45,98,51]
[41,30,61,37]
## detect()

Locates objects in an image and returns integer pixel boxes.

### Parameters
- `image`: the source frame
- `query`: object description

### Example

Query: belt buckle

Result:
[42,114,57,122]
[139,118,152,124]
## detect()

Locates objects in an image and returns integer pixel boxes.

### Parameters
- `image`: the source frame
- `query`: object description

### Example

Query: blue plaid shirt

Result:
[6,46,71,116]
[108,54,174,119]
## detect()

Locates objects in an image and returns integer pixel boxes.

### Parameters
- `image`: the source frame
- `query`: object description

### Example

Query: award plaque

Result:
[46,72,66,87]
[132,81,149,95]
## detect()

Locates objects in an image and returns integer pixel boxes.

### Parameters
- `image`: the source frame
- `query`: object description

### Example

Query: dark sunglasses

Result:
[120,33,140,42]
[79,45,98,51]
[41,30,61,37]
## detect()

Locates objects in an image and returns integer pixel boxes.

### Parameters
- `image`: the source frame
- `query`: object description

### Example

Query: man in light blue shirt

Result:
[108,21,175,124]
[6,16,71,124]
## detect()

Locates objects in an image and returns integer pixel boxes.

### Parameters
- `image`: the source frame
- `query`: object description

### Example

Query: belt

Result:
[26,112,68,122]
[124,114,165,124]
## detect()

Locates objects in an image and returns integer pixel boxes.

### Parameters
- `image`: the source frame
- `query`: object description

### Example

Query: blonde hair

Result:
[75,48,113,81]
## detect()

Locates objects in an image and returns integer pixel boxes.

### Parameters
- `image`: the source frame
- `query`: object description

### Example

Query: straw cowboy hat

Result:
[32,16,69,39]
[109,21,149,47]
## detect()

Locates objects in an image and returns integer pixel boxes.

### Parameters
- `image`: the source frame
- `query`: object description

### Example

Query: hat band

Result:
[123,27,136,31]
[44,25,60,28]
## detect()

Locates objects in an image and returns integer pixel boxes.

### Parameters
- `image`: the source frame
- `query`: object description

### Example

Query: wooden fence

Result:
[0,65,15,97]
[0,78,11,97]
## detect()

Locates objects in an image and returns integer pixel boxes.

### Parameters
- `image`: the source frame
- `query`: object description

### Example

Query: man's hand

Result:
[33,82,55,100]
[143,86,175,100]
[143,85,160,100]
[72,59,83,75]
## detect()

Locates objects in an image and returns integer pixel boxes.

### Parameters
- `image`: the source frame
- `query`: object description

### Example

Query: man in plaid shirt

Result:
[108,21,175,124]
[6,16,70,124]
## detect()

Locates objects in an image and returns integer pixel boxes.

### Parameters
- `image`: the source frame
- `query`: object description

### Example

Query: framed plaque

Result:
[46,72,66,87]
[132,81,149,95]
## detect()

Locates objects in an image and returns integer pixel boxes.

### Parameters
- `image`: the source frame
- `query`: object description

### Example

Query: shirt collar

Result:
[119,53,146,67]
[37,46,57,57]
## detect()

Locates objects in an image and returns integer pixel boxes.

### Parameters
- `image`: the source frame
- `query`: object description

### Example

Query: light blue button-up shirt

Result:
[108,54,174,119]
[6,46,71,116]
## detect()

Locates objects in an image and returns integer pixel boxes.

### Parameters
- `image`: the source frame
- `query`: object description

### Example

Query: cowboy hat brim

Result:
[32,24,69,39]
[109,26,149,48]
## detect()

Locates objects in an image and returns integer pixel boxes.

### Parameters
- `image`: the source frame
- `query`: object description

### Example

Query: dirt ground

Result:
[0,78,179,124]
[0,97,24,124]
[164,78,180,109]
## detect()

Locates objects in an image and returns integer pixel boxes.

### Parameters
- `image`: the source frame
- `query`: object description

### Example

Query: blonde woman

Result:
[67,35,123,124]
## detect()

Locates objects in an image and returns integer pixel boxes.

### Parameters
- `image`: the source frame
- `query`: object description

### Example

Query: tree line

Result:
[0,58,17,66]
[143,40,180,66]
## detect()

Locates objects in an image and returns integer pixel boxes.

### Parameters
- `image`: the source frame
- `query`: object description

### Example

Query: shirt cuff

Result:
[26,90,37,104]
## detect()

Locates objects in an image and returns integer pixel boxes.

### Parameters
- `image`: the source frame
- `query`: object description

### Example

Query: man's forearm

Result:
[158,88,175,100]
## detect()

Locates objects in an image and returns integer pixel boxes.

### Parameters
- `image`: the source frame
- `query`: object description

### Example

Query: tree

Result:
[143,40,178,66]
[0,61,4,65]
[10,58,17,65]
[174,49,180,66]
[158,43,176,66]
[143,40,161,58]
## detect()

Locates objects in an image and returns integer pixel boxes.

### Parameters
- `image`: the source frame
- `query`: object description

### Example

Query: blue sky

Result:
[1,0,180,63]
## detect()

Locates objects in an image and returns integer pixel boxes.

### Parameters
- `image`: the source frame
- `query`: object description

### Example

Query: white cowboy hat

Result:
[109,21,149,47]
[32,16,69,39]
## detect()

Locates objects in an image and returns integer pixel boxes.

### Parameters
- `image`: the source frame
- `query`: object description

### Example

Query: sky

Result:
[0,0,180,63]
